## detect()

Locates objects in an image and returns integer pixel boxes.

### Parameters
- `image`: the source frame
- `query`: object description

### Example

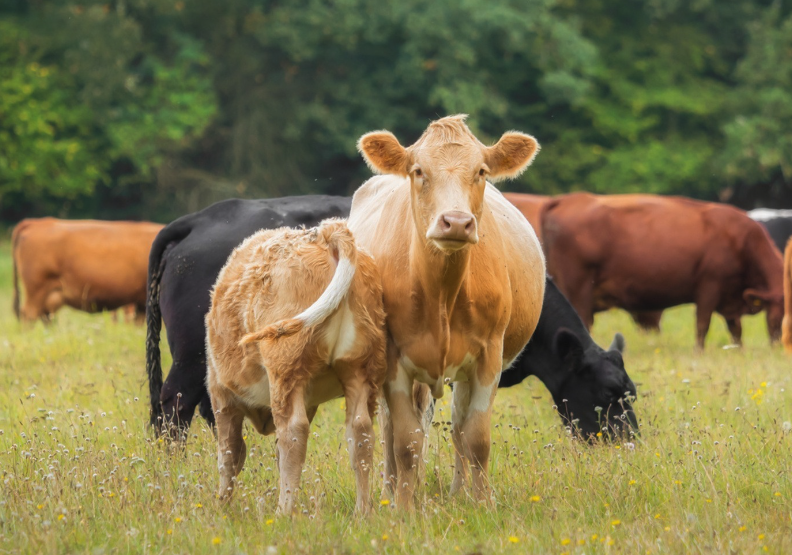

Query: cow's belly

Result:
[237,366,344,410]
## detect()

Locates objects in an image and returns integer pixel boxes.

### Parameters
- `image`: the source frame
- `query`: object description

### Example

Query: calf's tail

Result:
[241,223,358,344]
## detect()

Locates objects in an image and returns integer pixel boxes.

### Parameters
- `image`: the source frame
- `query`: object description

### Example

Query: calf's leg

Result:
[273,385,310,515]
[339,371,375,514]
[214,402,246,500]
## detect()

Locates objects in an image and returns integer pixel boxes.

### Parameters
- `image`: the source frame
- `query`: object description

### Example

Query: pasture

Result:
[0,240,789,554]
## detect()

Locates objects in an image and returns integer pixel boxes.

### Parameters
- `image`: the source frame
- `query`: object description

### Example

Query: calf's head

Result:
[552,329,638,440]
[358,115,539,253]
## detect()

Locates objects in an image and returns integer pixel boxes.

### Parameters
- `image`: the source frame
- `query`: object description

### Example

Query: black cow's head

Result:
[551,328,638,440]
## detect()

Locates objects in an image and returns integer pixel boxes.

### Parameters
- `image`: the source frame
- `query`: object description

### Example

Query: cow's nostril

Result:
[440,217,452,231]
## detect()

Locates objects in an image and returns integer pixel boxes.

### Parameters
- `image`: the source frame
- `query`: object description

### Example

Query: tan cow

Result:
[348,115,546,508]
[205,220,387,514]
[12,218,163,322]
[783,238,792,353]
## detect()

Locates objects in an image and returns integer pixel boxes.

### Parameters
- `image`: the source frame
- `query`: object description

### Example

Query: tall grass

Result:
[0,242,789,554]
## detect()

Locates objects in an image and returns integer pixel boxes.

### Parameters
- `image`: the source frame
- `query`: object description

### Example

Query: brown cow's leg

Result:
[695,289,718,349]
[451,360,499,504]
[273,384,310,515]
[338,368,375,514]
[215,402,247,500]
[384,363,423,510]
[450,381,471,495]
[726,317,743,346]
[378,398,396,498]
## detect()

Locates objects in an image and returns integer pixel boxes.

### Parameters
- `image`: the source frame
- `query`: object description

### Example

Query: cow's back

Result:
[502,193,550,241]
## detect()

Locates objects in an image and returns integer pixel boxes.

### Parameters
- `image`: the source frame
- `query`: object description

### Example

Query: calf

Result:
[146,196,352,437]
[13,218,163,322]
[205,220,386,514]
[499,278,638,438]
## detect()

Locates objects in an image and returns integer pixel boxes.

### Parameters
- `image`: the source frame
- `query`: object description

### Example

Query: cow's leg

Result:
[726,317,743,346]
[384,362,423,510]
[338,366,375,514]
[450,381,471,495]
[214,402,246,500]
[159,356,210,439]
[694,287,719,349]
[273,384,310,515]
[451,347,501,503]
[378,398,396,498]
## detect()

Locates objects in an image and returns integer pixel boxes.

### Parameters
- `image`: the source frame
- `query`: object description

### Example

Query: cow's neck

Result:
[408,228,471,371]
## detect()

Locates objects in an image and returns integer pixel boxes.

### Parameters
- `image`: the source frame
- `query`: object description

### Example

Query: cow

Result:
[502,192,550,240]
[542,193,784,348]
[206,220,386,514]
[348,115,546,508]
[749,208,792,253]
[146,196,353,438]
[12,218,163,322]
[783,238,792,353]
[504,194,665,333]
[499,277,638,438]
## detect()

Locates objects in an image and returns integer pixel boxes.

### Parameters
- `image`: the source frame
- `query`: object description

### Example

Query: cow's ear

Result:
[485,131,540,182]
[609,333,626,354]
[553,328,584,367]
[358,131,410,176]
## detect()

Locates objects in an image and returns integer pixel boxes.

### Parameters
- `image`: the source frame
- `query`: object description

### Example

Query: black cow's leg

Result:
[159,356,207,440]
[725,317,743,346]
[198,392,216,427]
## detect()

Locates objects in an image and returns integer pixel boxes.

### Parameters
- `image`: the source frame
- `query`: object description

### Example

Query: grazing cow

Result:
[502,193,550,240]
[782,238,792,353]
[499,277,638,438]
[206,220,386,514]
[349,115,546,507]
[146,196,352,437]
[542,193,784,348]
[12,218,163,322]
[749,208,792,253]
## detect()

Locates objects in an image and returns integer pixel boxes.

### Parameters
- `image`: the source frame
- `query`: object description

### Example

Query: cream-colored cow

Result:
[348,115,546,508]
[205,220,386,514]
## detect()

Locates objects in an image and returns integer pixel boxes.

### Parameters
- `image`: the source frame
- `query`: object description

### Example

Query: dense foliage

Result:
[1,0,790,223]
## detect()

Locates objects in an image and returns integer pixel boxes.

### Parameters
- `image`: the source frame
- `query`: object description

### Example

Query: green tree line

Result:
[1,0,790,223]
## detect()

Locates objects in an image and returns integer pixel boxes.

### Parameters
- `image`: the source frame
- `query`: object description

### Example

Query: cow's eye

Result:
[479,168,486,177]
[414,168,423,177]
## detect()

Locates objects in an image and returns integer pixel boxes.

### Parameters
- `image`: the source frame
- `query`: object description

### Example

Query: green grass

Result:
[0,240,790,554]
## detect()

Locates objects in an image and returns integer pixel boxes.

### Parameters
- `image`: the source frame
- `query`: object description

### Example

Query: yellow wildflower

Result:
[561,538,571,545]
[508,536,519,543]
[380,499,390,506]
[212,537,221,545]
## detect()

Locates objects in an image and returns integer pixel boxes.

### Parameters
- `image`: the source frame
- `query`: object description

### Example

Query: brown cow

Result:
[12,218,163,322]
[205,220,386,514]
[349,115,546,508]
[782,238,792,353]
[542,193,784,348]
[502,192,550,239]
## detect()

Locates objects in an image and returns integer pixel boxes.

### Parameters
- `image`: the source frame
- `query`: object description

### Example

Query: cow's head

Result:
[358,115,539,253]
[551,329,638,440]
[744,289,784,343]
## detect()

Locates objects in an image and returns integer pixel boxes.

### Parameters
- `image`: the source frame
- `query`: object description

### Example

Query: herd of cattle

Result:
[8,115,792,512]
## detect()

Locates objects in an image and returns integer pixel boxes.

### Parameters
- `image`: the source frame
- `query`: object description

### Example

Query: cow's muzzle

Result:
[427,211,478,251]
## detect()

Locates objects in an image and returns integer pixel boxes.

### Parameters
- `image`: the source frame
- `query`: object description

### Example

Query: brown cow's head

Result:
[358,115,539,253]
[744,289,784,343]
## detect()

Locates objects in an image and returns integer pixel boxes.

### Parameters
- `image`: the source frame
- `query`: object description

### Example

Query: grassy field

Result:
[0,240,790,555]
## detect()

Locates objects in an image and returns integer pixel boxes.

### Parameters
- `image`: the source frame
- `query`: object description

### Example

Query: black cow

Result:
[146,196,352,436]
[499,278,638,438]
[749,208,792,253]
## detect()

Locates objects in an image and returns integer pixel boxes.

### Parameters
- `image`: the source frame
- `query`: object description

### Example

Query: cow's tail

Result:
[146,219,192,428]
[11,222,24,320]
[240,222,357,344]
[783,238,792,353]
